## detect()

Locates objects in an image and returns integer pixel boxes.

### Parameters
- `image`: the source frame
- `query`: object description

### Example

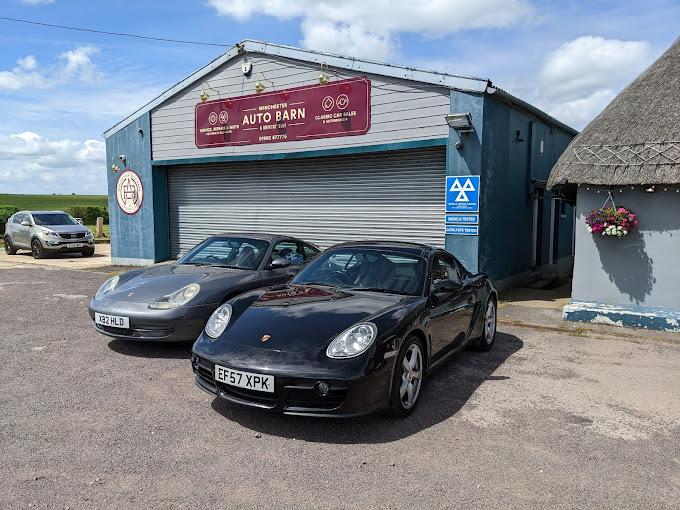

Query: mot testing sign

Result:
[195,77,371,148]
[446,176,480,213]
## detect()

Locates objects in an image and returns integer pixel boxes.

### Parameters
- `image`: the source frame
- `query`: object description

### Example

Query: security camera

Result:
[118,155,127,162]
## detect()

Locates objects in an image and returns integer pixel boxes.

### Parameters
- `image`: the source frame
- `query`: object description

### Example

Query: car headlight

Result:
[85,229,93,236]
[326,322,377,359]
[149,283,201,309]
[95,275,120,299]
[205,304,232,339]
[41,229,59,238]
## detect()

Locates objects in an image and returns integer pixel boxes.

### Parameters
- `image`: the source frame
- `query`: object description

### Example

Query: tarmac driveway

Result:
[0,242,112,270]
[0,266,678,509]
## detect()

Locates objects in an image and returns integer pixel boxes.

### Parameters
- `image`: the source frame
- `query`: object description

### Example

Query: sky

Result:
[0,0,678,195]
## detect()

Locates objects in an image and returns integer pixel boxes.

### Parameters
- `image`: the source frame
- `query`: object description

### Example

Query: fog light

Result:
[314,381,331,397]
[46,241,59,246]
[191,356,200,370]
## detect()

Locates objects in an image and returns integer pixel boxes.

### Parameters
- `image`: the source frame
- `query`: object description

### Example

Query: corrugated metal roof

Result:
[103,38,576,139]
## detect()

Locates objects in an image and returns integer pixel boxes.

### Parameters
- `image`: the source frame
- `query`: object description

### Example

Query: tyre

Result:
[388,335,425,417]
[31,239,45,259]
[81,247,95,257]
[4,236,17,255]
[476,297,497,351]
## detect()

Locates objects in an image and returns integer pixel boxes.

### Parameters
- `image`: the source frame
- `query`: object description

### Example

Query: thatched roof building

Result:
[548,37,680,196]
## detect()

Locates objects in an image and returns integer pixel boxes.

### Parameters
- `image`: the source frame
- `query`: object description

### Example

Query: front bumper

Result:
[40,237,95,253]
[89,299,216,342]
[191,339,393,416]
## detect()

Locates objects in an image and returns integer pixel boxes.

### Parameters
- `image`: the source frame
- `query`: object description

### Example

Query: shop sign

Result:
[116,170,144,215]
[446,225,479,235]
[445,214,478,224]
[446,176,480,213]
[195,77,371,148]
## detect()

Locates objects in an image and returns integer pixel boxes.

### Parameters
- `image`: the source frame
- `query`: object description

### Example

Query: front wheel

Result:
[476,297,496,351]
[4,237,17,255]
[81,248,95,257]
[388,336,425,417]
[31,239,45,259]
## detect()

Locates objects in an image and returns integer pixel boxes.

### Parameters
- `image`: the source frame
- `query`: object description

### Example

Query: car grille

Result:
[193,358,217,393]
[218,384,279,408]
[96,323,173,339]
[284,386,347,411]
[59,232,86,239]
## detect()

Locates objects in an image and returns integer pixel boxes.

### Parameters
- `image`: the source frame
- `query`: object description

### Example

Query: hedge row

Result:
[64,206,109,225]
[0,206,19,236]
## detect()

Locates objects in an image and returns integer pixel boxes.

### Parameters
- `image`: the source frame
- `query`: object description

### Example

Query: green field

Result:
[0,194,108,210]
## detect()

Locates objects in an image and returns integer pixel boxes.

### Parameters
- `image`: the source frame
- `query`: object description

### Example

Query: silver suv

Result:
[4,210,95,259]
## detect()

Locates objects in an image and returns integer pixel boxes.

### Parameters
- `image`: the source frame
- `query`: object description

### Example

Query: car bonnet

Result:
[223,285,406,353]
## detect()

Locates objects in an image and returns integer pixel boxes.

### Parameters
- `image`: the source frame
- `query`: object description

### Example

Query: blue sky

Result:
[0,0,678,195]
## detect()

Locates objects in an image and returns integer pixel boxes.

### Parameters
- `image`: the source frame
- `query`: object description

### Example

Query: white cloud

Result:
[0,132,106,194]
[208,0,536,59]
[539,36,652,100]
[0,46,102,91]
[507,36,656,130]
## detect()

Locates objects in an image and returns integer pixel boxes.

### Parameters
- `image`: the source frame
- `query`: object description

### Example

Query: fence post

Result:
[96,217,104,235]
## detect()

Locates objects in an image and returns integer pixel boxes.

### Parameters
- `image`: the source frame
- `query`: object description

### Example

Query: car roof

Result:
[20,210,69,215]
[325,240,441,257]
[209,233,309,243]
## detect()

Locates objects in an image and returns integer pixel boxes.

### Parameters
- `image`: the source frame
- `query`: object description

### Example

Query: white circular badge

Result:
[116,170,144,215]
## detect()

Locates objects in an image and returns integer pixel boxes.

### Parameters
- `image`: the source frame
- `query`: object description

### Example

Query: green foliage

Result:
[0,206,20,236]
[65,206,109,225]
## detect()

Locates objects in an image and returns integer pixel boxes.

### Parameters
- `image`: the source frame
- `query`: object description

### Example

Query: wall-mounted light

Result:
[445,113,474,132]
[111,157,120,174]
[318,62,330,85]
[199,81,220,102]
[645,185,656,193]
[255,72,273,93]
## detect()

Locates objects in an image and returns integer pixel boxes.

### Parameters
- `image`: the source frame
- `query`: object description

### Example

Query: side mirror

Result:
[269,257,292,269]
[432,279,463,294]
[21,220,31,227]
[176,252,186,261]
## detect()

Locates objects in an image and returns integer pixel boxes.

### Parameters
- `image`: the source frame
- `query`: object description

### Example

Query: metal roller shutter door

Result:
[167,146,445,257]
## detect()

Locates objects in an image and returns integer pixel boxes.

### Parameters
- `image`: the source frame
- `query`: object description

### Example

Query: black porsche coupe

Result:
[191,241,498,417]
[88,233,320,342]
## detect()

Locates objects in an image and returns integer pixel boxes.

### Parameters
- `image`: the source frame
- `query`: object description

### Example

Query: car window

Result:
[272,241,305,266]
[182,237,270,270]
[302,243,320,262]
[293,248,426,295]
[12,214,22,224]
[431,254,462,285]
[32,213,79,226]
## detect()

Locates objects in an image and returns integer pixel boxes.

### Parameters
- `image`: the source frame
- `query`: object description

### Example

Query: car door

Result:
[14,213,31,248]
[427,253,476,363]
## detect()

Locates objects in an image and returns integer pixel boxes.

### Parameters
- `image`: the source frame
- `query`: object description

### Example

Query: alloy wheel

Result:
[484,300,496,344]
[399,343,423,409]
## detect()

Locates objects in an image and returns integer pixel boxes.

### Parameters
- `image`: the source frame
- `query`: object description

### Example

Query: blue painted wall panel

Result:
[105,113,155,262]
[446,91,484,273]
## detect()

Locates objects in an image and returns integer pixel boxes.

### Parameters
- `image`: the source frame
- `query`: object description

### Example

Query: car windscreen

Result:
[293,248,426,296]
[180,237,270,270]
[32,213,79,226]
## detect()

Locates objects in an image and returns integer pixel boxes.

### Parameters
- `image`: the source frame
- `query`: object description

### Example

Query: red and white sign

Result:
[195,77,371,148]
[116,170,144,215]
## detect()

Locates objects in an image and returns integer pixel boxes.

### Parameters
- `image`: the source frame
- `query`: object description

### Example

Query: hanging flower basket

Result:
[585,206,638,237]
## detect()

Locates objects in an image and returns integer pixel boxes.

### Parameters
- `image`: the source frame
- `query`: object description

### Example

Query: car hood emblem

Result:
[261,335,271,342]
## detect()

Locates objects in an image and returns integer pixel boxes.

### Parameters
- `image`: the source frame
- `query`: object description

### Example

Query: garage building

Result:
[104,39,577,289]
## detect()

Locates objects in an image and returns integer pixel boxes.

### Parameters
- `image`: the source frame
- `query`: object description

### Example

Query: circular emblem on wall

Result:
[116,170,144,215]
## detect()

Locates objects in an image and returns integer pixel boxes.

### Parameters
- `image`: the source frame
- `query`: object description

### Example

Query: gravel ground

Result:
[1,267,678,509]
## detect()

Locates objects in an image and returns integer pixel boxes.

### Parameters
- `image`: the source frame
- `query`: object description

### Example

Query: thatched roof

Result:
[548,37,680,194]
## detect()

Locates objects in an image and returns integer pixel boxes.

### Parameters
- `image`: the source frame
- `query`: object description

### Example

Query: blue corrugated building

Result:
[104,39,577,289]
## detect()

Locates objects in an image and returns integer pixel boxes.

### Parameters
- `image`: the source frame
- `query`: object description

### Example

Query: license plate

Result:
[94,312,130,329]
[214,364,274,393]
[67,243,83,248]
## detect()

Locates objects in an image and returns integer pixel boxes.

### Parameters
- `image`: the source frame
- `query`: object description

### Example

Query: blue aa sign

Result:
[446,176,480,213]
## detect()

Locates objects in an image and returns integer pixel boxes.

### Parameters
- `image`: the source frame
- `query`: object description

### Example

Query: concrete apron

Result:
[0,242,112,271]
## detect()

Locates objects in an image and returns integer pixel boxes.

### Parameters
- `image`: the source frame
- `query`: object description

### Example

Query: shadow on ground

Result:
[209,332,523,443]
[108,338,193,359]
